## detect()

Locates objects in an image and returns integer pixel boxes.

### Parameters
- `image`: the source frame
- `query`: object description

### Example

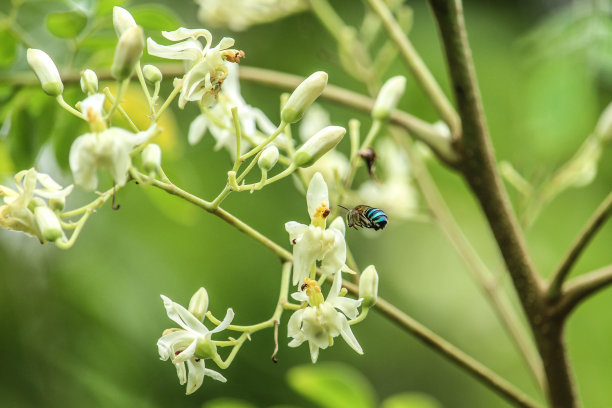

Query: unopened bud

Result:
[281,71,328,124]
[294,126,345,168]
[34,206,63,242]
[80,69,98,94]
[143,64,162,83]
[188,287,209,322]
[372,76,406,121]
[27,49,64,96]
[258,146,279,171]
[359,265,379,308]
[142,143,162,174]
[111,26,145,80]
[113,6,137,38]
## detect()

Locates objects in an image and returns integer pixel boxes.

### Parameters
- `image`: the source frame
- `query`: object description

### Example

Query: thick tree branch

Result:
[548,191,612,300]
[427,0,578,406]
[554,265,612,317]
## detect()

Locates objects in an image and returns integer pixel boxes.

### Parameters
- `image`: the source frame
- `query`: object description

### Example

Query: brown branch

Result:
[554,265,612,317]
[548,191,612,300]
[427,0,578,406]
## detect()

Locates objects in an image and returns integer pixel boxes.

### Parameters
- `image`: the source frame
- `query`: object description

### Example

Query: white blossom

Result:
[69,94,155,191]
[285,172,346,285]
[157,292,234,394]
[288,272,363,363]
[0,168,72,242]
[147,28,240,108]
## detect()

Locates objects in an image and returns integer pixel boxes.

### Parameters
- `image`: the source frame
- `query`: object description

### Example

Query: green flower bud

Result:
[258,146,279,171]
[294,126,345,168]
[26,49,64,96]
[188,287,209,322]
[359,265,379,308]
[281,71,328,124]
[143,64,163,84]
[111,26,145,80]
[372,75,406,121]
[34,206,63,242]
[113,6,137,38]
[142,143,162,174]
[80,69,98,94]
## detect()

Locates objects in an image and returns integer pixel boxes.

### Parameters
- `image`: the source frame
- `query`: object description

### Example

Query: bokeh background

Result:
[2,0,612,407]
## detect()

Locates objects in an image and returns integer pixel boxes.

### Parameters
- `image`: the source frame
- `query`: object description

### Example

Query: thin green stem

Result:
[106,79,128,122]
[55,210,91,249]
[103,88,139,132]
[56,95,85,120]
[240,123,287,162]
[366,0,460,137]
[135,62,155,116]
[153,83,182,121]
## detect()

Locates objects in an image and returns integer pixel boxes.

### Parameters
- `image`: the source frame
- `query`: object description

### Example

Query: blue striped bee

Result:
[339,205,388,231]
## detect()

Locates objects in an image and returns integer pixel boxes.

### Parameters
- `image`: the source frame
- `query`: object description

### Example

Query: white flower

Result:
[69,94,155,191]
[188,64,288,156]
[157,293,234,394]
[288,272,363,363]
[147,28,240,109]
[285,172,346,286]
[196,0,308,31]
[0,168,72,241]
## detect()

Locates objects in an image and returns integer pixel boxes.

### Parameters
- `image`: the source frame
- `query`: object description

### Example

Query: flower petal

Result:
[147,37,203,62]
[204,367,227,383]
[287,308,304,338]
[319,228,346,276]
[338,313,363,355]
[161,295,208,334]
[291,227,322,285]
[185,358,206,395]
[306,172,328,220]
[308,341,320,363]
[173,337,198,364]
[175,362,187,385]
[285,221,307,243]
[329,296,361,320]
[210,308,234,334]
[163,28,212,44]
[188,114,208,145]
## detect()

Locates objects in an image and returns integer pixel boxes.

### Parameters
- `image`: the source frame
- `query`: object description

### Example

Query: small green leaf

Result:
[46,10,88,39]
[380,393,443,408]
[0,28,17,67]
[287,363,376,408]
[130,5,181,31]
[202,398,257,408]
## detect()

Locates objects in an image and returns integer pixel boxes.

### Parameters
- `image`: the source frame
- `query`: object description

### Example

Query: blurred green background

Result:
[2,0,612,407]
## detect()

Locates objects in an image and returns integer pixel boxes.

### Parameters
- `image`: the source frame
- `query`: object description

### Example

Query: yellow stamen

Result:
[311,203,330,229]
[302,277,325,306]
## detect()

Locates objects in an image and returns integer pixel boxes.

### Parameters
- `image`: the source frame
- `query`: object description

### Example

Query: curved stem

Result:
[548,191,612,300]
[555,265,612,317]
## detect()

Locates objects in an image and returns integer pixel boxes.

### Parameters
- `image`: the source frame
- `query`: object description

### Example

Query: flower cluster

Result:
[158,288,234,394]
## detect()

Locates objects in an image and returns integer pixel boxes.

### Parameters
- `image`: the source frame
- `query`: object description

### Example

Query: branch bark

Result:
[427,0,578,406]
[554,265,612,317]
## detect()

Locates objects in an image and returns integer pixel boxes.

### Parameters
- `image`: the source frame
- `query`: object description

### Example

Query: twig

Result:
[548,191,612,300]
[555,265,612,317]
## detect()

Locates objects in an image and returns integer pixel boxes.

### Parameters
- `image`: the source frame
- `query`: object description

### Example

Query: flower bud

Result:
[372,76,406,121]
[113,6,137,38]
[34,206,63,242]
[359,265,379,308]
[26,49,64,96]
[142,143,162,174]
[258,146,279,171]
[143,64,162,83]
[80,69,98,94]
[188,287,209,322]
[111,26,145,80]
[281,71,328,124]
[294,126,345,168]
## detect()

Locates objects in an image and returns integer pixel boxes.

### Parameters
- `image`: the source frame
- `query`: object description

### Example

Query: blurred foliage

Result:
[1,0,612,408]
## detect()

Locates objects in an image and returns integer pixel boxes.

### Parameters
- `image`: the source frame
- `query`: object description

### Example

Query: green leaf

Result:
[130,5,181,32]
[380,393,443,408]
[0,28,17,67]
[202,398,257,408]
[46,10,88,39]
[287,363,376,408]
